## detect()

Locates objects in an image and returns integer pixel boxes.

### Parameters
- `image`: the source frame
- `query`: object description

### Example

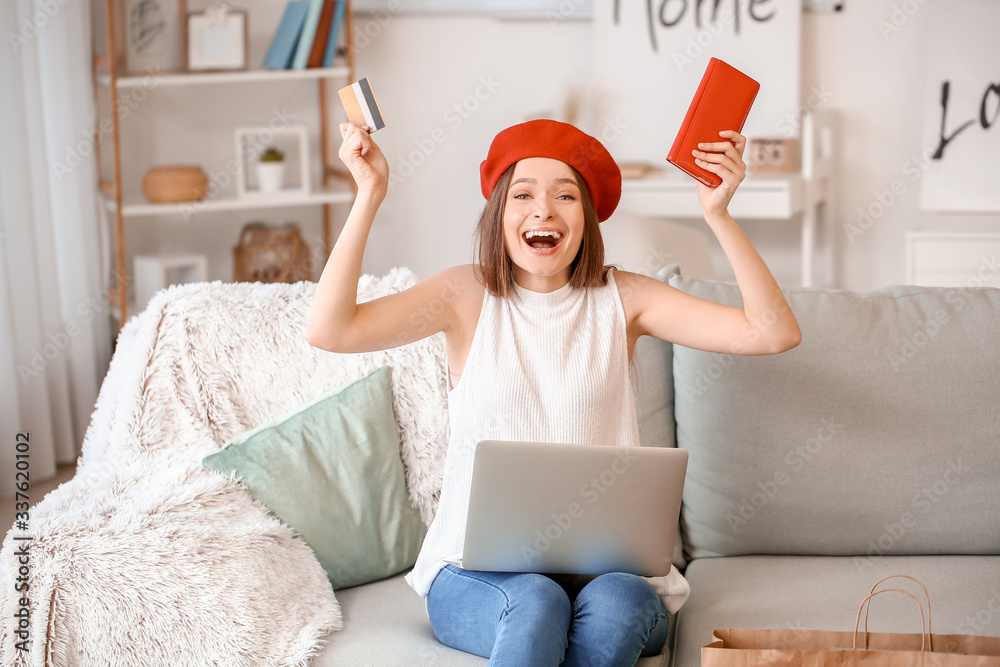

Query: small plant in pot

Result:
[256,147,285,193]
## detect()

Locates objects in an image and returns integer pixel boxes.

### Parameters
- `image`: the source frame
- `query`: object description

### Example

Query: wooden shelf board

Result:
[96,66,351,89]
[104,187,353,217]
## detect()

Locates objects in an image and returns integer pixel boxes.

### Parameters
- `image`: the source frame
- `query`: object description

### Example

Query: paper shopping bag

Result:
[703,628,1000,666]
[702,575,1000,666]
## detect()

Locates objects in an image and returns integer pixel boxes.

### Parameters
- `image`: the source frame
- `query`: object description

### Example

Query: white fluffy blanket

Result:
[0,269,449,666]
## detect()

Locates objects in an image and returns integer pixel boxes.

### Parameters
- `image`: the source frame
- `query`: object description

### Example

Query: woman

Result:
[307,119,800,665]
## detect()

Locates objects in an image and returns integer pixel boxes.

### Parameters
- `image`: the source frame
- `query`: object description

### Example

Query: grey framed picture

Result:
[123,0,186,75]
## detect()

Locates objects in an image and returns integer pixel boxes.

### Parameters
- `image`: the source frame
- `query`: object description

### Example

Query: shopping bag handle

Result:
[866,574,934,652]
[853,588,928,652]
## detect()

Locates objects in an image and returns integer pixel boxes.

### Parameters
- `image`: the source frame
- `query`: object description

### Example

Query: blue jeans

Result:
[427,565,669,666]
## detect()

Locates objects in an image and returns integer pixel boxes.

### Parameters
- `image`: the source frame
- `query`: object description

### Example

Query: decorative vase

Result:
[256,162,285,193]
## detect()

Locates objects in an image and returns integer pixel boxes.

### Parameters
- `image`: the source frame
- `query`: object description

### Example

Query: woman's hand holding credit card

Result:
[338,77,387,194]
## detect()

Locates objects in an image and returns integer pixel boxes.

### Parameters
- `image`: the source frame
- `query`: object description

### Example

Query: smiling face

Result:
[502,157,586,292]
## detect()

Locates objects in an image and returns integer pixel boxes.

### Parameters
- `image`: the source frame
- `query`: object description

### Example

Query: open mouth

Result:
[522,230,564,251]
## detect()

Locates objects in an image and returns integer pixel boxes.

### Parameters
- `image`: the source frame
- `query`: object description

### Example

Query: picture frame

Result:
[134,253,207,310]
[234,125,311,198]
[185,9,248,72]
[122,0,187,75]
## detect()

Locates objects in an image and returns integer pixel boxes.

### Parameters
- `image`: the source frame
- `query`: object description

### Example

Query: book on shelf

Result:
[264,0,346,71]
[263,1,309,70]
[307,1,336,68]
[322,0,347,67]
[291,0,326,69]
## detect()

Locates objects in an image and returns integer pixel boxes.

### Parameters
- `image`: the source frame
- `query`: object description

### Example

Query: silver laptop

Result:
[460,440,687,577]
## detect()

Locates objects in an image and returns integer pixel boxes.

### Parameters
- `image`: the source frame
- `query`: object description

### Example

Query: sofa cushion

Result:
[633,330,675,451]
[674,555,1000,667]
[668,276,1000,559]
[309,573,675,666]
[631,263,681,452]
[203,366,426,589]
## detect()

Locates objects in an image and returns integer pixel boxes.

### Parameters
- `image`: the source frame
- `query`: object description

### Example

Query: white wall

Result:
[801,3,1000,291]
[128,2,1000,293]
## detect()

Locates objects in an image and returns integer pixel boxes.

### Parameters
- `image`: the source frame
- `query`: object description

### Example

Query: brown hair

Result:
[474,162,611,297]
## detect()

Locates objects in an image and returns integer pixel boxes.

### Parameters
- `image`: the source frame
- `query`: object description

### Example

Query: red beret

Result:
[480,119,621,222]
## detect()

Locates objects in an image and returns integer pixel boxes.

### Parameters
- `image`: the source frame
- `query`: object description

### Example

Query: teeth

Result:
[524,230,562,240]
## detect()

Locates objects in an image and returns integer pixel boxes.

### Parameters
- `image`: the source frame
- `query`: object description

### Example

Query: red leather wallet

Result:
[666,58,760,187]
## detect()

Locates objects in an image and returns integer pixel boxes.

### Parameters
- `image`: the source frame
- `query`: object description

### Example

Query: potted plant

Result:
[256,146,285,193]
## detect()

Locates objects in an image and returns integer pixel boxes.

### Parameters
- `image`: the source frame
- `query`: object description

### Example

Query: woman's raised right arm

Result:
[306,123,466,354]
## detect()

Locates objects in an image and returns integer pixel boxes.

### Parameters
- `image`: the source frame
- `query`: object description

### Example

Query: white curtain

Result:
[0,0,111,496]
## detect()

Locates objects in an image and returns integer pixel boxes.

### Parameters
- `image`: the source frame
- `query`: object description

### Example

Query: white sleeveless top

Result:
[404,269,690,614]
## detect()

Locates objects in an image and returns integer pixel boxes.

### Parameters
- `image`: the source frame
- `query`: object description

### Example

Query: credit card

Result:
[338,77,385,132]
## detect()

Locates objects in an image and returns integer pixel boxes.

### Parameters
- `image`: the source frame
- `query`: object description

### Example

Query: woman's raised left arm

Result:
[619,130,801,356]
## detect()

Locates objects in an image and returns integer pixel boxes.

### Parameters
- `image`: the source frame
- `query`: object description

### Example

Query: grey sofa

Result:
[313,270,1000,666]
[6,270,998,666]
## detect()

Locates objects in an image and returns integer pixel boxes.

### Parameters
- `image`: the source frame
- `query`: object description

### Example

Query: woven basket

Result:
[233,222,312,283]
[142,165,209,203]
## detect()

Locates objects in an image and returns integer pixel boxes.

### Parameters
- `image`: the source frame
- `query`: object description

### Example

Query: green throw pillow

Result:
[202,366,426,589]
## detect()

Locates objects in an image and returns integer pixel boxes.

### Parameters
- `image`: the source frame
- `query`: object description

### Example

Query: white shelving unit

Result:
[905,232,1000,288]
[619,110,836,287]
[93,0,356,327]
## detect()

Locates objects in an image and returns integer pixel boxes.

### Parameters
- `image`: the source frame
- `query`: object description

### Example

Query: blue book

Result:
[263,2,309,70]
[290,0,326,70]
[322,0,348,67]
